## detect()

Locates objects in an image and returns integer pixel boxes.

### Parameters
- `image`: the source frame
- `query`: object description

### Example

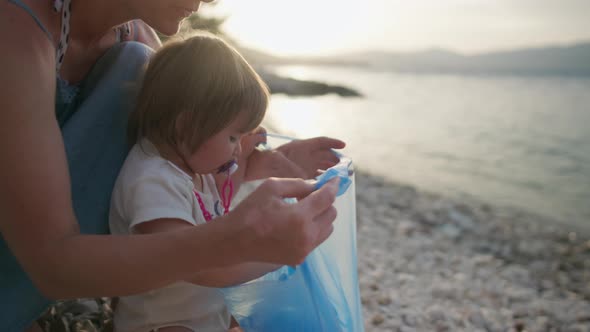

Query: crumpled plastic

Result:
[314,155,353,197]
[220,151,364,331]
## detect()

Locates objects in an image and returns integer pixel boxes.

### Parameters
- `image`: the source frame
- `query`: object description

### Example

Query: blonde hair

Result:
[128,31,269,153]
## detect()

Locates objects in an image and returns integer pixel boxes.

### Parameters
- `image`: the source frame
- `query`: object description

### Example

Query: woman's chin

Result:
[153,22,182,37]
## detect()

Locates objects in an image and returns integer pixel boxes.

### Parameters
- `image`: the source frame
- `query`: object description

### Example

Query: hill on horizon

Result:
[240,41,590,77]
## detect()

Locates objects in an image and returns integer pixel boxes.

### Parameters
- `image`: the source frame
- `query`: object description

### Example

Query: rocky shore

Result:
[259,69,362,97]
[355,171,590,332]
[39,171,590,332]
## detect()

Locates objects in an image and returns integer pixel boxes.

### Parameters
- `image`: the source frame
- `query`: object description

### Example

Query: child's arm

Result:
[134,217,281,287]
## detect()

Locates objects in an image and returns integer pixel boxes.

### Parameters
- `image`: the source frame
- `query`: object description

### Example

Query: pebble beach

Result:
[355,170,590,332]
[39,170,590,332]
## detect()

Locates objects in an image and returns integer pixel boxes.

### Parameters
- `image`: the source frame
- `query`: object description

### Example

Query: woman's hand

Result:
[244,149,307,180]
[232,177,339,266]
[242,132,346,181]
[240,126,307,180]
[276,137,345,179]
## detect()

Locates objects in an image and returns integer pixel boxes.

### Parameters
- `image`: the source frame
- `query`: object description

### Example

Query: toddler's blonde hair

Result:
[129,31,269,153]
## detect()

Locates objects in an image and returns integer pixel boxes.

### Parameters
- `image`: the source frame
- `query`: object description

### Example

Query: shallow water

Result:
[266,65,590,228]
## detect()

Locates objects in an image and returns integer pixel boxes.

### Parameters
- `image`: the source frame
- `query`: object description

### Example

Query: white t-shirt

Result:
[109,139,230,332]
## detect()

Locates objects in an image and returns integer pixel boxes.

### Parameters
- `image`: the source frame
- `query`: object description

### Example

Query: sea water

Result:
[266,65,590,228]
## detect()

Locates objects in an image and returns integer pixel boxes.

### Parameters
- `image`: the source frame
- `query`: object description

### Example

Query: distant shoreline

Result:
[241,41,590,78]
[258,67,362,97]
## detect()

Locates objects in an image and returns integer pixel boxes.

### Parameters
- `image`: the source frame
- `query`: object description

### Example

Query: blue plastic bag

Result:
[220,143,364,331]
[314,156,353,197]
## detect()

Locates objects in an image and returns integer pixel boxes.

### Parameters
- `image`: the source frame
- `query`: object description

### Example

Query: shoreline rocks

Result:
[355,170,590,331]
[38,171,590,331]
[258,68,363,97]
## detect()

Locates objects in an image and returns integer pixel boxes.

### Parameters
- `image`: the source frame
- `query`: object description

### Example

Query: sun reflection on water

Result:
[266,97,325,138]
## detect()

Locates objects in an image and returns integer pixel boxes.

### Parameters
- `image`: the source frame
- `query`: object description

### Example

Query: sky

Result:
[200,0,590,56]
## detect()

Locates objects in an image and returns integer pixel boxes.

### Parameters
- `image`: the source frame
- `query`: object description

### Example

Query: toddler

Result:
[109,32,276,332]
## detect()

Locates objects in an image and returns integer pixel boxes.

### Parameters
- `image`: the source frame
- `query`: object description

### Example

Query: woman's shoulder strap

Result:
[6,0,53,42]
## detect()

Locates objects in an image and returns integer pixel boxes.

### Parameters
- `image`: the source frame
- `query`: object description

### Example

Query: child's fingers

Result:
[241,127,268,156]
[251,126,267,146]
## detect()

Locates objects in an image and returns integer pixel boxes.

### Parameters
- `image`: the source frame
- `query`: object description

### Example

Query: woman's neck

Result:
[69,1,134,46]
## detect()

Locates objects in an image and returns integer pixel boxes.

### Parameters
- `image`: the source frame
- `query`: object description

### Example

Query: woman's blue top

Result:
[1,1,152,330]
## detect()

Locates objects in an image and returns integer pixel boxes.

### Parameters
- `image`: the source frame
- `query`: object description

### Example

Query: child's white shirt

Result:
[109,139,230,332]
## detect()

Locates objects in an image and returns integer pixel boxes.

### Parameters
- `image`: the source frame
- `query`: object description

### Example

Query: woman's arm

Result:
[187,262,280,288]
[0,10,338,299]
[134,219,281,288]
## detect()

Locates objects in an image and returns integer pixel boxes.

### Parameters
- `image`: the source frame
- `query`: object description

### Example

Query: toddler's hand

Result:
[240,126,267,158]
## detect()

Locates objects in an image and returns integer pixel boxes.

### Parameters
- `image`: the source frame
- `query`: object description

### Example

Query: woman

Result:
[0,0,345,331]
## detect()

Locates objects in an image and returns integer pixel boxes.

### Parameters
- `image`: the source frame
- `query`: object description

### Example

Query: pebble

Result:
[371,314,385,326]
[377,295,391,306]
[355,171,590,331]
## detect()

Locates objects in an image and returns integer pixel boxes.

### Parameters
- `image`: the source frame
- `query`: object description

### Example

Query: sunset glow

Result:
[201,0,590,56]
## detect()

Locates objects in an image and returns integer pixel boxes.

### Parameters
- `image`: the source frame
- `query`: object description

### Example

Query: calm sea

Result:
[265,65,590,229]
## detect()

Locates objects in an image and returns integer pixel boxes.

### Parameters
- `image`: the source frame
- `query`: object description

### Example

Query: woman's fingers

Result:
[276,136,346,179]
[312,205,337,244]
[236,176,340,266]
[298,177,339,216]
[315,150,341,165]
[305,136,346,150]
[245,150,307,181]
[293,178,339,262]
